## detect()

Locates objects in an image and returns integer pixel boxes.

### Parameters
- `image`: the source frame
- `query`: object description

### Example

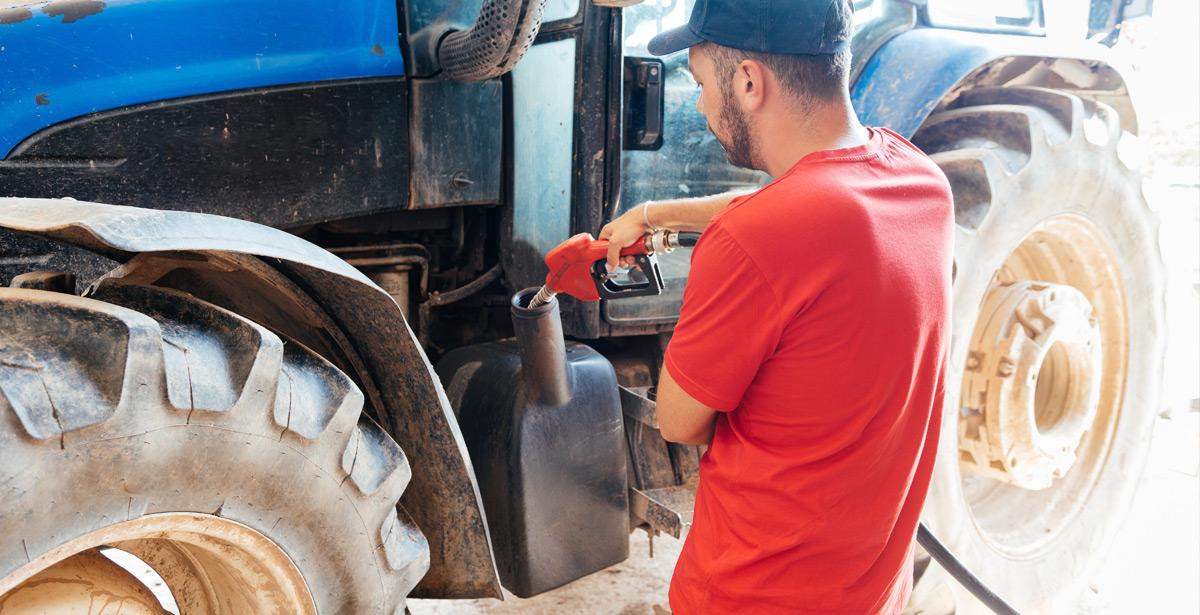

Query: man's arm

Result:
[651,226,787,448]
[656,364,718,445]
[600,190,759,443]
[598,189,754,271]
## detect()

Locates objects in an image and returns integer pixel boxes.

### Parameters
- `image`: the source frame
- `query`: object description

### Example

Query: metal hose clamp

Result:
[644,230,680,255]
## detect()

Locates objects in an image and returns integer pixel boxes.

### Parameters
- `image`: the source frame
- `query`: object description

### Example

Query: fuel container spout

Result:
[511,287,570,406]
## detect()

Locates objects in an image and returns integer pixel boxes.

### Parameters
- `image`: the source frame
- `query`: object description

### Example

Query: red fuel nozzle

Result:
[528,232,672,307]
[545,233,649,301]
[527,230,696,308]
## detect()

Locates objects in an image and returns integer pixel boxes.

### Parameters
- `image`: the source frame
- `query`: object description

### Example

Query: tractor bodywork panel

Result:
[851,27,1137,139]
[0,80,412,229]
[0,0,413,229]
[0,0,405,157]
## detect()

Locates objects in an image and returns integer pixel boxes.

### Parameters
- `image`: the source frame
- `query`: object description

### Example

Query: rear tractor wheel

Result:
[909,86,1165,613]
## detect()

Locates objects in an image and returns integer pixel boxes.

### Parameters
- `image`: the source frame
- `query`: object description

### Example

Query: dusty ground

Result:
[412,3,1200,614]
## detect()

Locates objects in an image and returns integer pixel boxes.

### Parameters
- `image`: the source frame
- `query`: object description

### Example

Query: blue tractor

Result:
[0,0,1164,612]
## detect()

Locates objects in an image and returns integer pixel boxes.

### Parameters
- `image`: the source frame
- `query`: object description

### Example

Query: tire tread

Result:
[0,279,429,611]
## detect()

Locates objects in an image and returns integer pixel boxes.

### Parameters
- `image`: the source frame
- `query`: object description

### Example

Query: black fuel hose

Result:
[916,523,1021,615]
[676,232,701,247]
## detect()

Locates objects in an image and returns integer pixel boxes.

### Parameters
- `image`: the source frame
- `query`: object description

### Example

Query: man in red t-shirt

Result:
[598,0,953,612]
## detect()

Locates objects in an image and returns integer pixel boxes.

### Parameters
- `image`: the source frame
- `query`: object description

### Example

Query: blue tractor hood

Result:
[0,0,406,158]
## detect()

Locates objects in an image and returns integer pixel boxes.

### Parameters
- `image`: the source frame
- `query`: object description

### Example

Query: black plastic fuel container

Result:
[434,287,628,597]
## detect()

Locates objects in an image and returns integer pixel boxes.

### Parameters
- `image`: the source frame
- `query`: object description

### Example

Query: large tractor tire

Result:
[0,279,430,613]
[907,86,1165,613]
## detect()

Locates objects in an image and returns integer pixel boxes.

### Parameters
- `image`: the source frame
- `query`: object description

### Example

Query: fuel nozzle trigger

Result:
[590,252,664,300]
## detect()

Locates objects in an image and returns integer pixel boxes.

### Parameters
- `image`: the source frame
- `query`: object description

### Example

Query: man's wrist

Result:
[642,201,659,231]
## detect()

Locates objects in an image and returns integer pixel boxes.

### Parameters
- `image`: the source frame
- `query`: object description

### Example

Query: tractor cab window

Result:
[925,0,1046,34]
[852,0,886,30]
[543,0,580,23]
[617,0,894,215]
[609,0,768,325]
[618,0,768,218]
[609,0,895,325]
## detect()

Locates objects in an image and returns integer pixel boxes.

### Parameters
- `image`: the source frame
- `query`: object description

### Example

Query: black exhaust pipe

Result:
[438,0,550,81]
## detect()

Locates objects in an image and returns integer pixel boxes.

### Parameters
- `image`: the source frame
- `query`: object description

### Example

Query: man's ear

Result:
[737,59,767,112]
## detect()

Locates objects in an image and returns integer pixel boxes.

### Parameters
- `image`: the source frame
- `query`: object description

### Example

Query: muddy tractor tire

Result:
[0,279,430,613]
[908,86,1165,613]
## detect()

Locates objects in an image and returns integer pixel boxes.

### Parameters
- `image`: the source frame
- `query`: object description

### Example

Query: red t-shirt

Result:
[665,127,953,614]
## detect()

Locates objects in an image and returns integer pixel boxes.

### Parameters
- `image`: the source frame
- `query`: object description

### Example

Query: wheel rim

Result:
[0,513,316,614]
[957,214,1130,558]
[959,279,1103,490]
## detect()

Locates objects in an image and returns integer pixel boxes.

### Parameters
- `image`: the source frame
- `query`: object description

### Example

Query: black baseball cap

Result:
[647,0,851,57]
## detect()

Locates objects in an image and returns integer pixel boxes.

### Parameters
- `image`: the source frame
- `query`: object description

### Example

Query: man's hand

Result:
[598,204,654,272]
[598,190,753,272]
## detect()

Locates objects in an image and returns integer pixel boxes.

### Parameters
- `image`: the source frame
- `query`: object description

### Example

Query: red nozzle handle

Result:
[543,233,649,302]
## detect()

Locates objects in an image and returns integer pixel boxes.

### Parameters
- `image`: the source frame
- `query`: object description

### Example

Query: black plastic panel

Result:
[0,79,410,229]
[409,79,503,208]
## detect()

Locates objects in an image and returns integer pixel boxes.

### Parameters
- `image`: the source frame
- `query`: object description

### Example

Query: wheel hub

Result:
[0,549,167,614]
[959,280,1103,490]
[0,513,315,614]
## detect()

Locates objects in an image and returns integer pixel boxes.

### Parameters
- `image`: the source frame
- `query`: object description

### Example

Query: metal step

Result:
[620,385,658,428]
[630,483,697,539]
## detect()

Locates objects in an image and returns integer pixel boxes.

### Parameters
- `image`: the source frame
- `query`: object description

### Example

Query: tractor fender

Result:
[0,197,501,599]
[852,27,1140,139]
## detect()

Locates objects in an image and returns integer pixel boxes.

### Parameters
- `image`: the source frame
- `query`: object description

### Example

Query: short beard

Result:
[714,81,758,170]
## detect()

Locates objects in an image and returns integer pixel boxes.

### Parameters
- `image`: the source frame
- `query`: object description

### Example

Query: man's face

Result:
[688,46,757,170]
